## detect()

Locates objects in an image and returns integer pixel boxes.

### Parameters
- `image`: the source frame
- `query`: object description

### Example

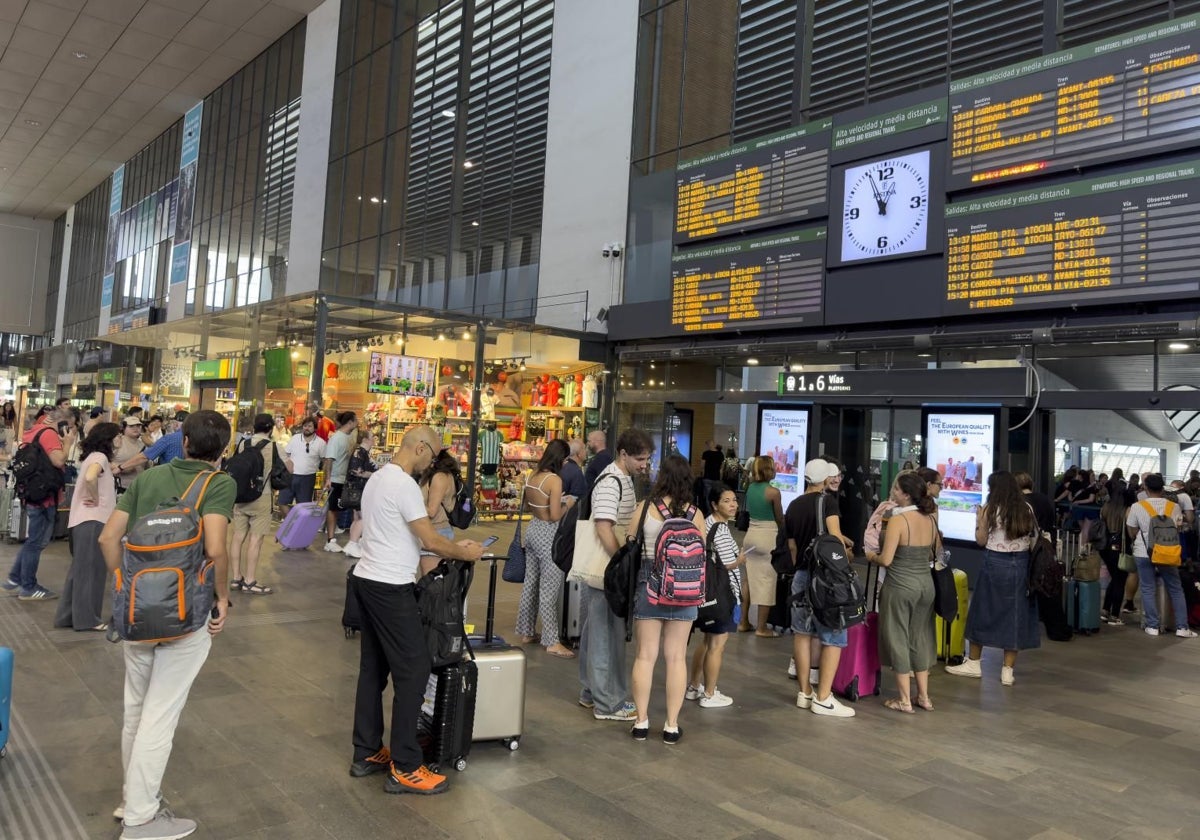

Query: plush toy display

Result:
[563,374,577,407]
[582,373,598,408]
[547,376,562,407]
[574,373,584,406]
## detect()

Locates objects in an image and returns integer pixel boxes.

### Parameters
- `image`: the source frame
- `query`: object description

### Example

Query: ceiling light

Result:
[463,160,474,168]
[437,332,446,341]
[441,109,455,118]
[462,329,471,340]
[369,196,380,204]
[471,221,479,227]
[917,352,932,358]
[789,363,803,372]
[291,350,299,359]
[519,361,526,371]
[1168,342,1190,351]
[648,379,655,386]
[72,51,88,60]
[560,364,570,369]
[24,119,40,127]
[746,357,759,365]
[396,337,404,346]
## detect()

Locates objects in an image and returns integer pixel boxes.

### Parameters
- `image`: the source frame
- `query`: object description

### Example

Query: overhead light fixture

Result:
[746,357,759,365]
[291,350,299,359]
[789,363,803,372]
[1168,342,1190,351]
[72,51,88,60]
[24,119,40,127]
[437,332,446,341]
[917,352,932,358]
[462,328,471,340]
[471,220,479,227]
[519,361,526,371]
[463,160,474,169]
[369,196,380,204]
[395,336,404,347]
[441,109,455,118]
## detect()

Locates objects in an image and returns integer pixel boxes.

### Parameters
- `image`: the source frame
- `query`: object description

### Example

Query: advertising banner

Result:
[925,411,996,542]
[168,101,203,321]
[759,407,810,512]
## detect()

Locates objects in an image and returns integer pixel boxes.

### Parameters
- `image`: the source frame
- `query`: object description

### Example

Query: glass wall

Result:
[188,24,305,315]
[44,214,65,342]
[322,0,555,320]
[61,178,111,343]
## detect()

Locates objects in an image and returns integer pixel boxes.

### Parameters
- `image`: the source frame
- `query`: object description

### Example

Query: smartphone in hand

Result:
[481,535,500,548]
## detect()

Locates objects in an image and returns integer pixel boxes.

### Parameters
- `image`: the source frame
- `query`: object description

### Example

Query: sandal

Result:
[243,581,274,595]
[545,645,576,659]
[755,630,781,639]
[517,634,537,644]
[884,698,915,714]
[915,695,934,712]
[737,624,755,633]
[230,578,246,592]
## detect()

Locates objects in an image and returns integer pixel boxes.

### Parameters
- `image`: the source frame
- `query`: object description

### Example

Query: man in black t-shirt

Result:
[701,441,724,482]
[783,459,858,719]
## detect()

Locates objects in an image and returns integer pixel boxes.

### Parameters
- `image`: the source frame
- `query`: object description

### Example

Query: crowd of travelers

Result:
[3,398,1198,838]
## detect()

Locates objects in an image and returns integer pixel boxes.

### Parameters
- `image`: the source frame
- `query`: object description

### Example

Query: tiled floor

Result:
[2,523,1200,839]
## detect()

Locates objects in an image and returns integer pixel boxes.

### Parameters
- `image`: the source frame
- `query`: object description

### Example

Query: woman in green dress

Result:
[868,471,940,713]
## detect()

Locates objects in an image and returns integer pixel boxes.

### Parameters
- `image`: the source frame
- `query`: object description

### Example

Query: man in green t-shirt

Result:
[99,410,236,840]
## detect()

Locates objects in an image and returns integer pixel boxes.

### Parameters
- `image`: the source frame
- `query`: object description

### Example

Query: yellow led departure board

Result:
[674,120,832,244]
[944,161,1200,313]
[948,15,1200,190]
[670,228,826,332]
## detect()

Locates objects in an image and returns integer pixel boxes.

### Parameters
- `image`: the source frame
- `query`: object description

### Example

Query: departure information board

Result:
[948,14,1200,190]
[674,119,832,244]
[670,227,826,332]
[945,160,1200,313]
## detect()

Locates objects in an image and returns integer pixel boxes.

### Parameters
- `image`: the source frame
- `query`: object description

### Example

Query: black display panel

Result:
[670,227,826,332]
[948,14,1200,191]
[945,160,1200,313]
[674,119,832,244]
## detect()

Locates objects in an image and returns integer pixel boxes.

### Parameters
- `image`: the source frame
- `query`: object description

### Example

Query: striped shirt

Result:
[591,463,635,527]
[479,428,503,465]
[705,515,743,604]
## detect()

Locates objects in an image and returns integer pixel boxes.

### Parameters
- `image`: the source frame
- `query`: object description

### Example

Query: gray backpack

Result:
[113,471,219,642]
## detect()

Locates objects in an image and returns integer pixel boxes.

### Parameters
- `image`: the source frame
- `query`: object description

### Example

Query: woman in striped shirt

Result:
[685,485,747,708]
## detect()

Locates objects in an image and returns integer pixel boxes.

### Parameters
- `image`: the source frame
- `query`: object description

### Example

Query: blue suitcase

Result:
[1066,579,1101,635]
[1,645,13,757]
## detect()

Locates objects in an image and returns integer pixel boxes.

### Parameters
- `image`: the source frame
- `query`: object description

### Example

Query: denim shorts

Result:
[789,569,848,648]
[633,577,699,622]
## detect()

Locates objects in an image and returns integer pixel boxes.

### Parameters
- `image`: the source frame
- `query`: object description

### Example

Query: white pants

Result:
[121,629,212,825]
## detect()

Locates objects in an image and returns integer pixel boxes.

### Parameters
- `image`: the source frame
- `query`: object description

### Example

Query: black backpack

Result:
[553,472,621,573]
[269,443,291,490]
[1027,528,1065,600]
[695,522,736,632]
[442,473,474,530]
[604,501,650,642]
[416,560,474,668]
[224,439,269,504]
[11,427,65,505]
[800,495,866,631]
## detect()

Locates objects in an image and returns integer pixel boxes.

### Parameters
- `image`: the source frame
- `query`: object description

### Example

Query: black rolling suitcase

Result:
[419,658,477,772]
[342,565,360,638]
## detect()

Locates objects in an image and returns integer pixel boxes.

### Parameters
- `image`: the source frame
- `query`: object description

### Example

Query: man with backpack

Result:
[348,425,482,795]
[321,411,358,553]
[97,410,237,840]
[3,404,75,600]
[783,460,859,718]
[228,413,279,595]
[578,428,653,722]
[1126,474,1197,638]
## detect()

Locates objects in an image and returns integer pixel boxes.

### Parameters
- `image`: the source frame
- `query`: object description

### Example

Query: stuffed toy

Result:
[582,374,598,408]
[547,376,562,407]
[563,375,577,407]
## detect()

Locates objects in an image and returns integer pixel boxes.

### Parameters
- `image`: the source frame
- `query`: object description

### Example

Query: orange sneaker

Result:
[384,763,449,795]
[349,747,392,777]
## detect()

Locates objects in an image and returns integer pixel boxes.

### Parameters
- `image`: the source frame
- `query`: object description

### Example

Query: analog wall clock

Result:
[838,148,931,263]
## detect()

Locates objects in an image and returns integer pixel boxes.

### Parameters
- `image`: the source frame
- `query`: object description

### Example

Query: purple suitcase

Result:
[276,502,326,550]
[1,645,12,757]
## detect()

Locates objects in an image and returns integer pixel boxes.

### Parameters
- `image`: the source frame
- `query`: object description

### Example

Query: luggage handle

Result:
[483,553,500,644]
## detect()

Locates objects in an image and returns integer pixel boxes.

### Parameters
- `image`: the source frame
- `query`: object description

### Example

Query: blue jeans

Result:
[9,504,57,592]
[577,586,629,714]
[1135,555,1189,631]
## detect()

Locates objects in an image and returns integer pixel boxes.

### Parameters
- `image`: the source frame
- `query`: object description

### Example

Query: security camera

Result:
[601,244,612,258]
[611,244,621,258]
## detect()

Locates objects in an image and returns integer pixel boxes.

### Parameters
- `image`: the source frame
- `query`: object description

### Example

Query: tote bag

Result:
[568,474,624,590]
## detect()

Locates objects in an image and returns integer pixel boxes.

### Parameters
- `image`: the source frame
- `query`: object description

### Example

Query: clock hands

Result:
[867,174,886,215]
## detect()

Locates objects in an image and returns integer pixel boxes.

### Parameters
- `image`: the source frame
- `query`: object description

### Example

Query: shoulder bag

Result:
[1118,526,1137,573]
[503,494,527,583]
[929,525,959,622]
[568,473,623,590]
[604,500,651,642]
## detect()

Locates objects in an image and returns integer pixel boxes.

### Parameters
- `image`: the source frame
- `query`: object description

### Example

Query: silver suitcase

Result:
[471,557,526,750]
[561,579,582,643]
[1156,580,1177,632]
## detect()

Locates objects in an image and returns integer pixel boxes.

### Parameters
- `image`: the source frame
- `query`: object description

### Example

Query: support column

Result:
[309,295,328,405]
[466,320,485,493]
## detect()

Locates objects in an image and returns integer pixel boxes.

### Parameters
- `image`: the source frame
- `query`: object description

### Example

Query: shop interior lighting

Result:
[519,360,526,371]
[437,332,446,341]
[1169,342,1190,350]
[462,328,471,340]
[291,350,299,359]
[746,358,759,365]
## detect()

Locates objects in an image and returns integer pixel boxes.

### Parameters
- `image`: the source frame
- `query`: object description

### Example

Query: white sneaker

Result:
[114,804,124,821]
[1145,627,1160,637]
[1176,628,1198,638]
[810,693,855,718]
[945,658,982,678]
[796,691,813,709]
[787,658,797,679]
[684,684,704,701]
[699,690,733,708]
[343,541,362,559]
[323,540,343,553]
[335,527,348,535]
[1000,666,1015,686]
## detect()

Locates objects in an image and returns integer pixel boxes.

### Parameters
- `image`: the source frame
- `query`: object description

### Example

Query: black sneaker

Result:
[662,727,682,745]
[349,747,392,777]
[630,723,649,741]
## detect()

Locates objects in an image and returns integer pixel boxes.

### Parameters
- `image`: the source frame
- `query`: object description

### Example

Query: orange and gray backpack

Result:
[113,471,220,642]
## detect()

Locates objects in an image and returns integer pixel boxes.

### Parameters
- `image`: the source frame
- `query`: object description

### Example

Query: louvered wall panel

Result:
[1059,0,1170,47]
[867,0,948,100]
[808,0,870,117]
[950,0,1042,80]
[732,0,800,141]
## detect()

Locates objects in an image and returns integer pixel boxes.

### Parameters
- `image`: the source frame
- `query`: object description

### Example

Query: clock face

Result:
[839,149,931,263]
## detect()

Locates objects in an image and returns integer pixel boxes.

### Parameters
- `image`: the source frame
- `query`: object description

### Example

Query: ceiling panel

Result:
[0,0,323,218]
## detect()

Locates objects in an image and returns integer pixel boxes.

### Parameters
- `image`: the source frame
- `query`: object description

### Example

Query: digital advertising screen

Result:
[757,405,811,513]
[945,159,1200,313]
[674,119,832,244]
[923,410,997,542]
[948,14,1200,190]
[367,352,437,396]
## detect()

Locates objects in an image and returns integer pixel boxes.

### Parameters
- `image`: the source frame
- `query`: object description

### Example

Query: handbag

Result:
[503,497,526,583]
[567,474,623,589]
[734,508,750,531]
[340,477,365,510]
[769,527,795,576]
[1118,530,1137,573]
[930,537,959,622]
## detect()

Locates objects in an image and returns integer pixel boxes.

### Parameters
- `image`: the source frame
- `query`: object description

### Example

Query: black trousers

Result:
[352,576,431,772]
[1099,548,1127,615]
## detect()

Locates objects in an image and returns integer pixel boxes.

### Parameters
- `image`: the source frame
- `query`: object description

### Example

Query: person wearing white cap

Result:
[783,459,857,718]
